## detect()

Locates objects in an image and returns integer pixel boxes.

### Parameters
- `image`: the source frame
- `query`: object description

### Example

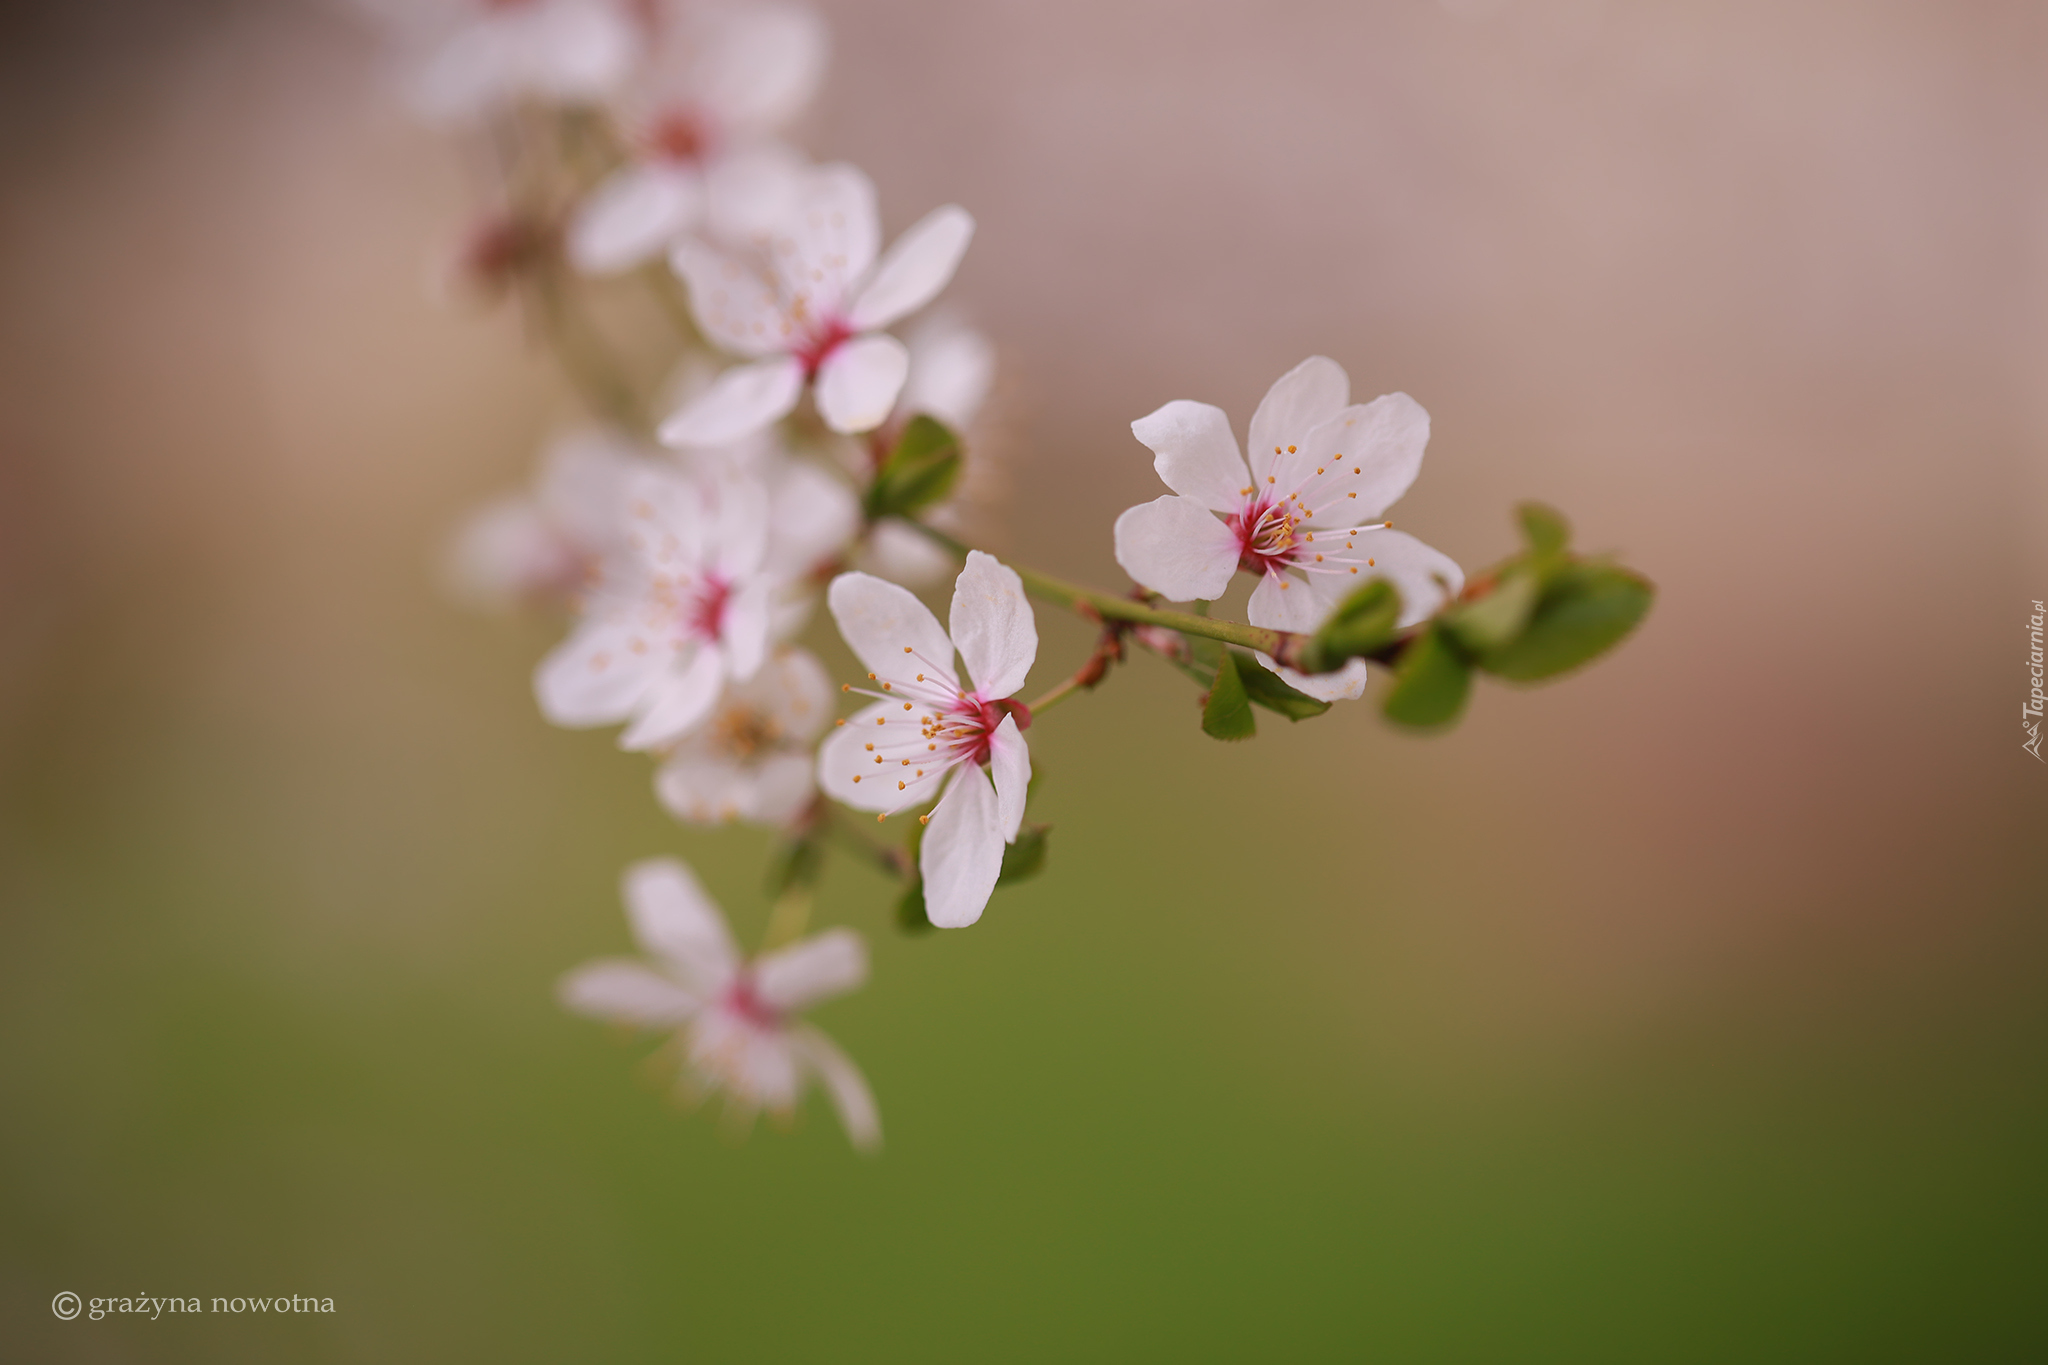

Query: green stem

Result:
[909,522,1312,667]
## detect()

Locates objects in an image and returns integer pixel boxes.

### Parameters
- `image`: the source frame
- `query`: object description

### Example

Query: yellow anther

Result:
[1287,444,1297,453]
[877,813,887,822]
[903,702,913,710]
[852,775,862,783]
[1368,558,1376,567]
[1315,554,1324,562]
[898,781,906,790]
[867,672,876,680]
[919,814,930,826]
[1267,475,1276,483]
[882,682,893,691]
[903,646,913,653]
[865,743,874,751]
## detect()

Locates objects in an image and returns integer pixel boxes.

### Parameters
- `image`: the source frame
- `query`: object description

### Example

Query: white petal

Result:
[1254,651,1372,702]
[858,517,957,586]
[814,333,909,434]
[654,752,753,825]
[1291,393,1431,523]
[721,579,772,681]
[754,645,835,742]
[687,4,828,133]
[947,550,1036,699]
[567,163,702,276]
[536,429,639,549]
[522,0,637,102]
[558,960,697,1026]
[1247,356,1350,486]
[788,1023,881,1152]
[1246,566,1321,633]
[534,617,666,727]
[620,644,726,751]
[921,764,1005,929]
[621,857,738,989]
[1130,399,1248,513]
[768,460,860,574]
[1112,496,1241,602]
[898,314,995,430]
[658,356,805,448]
[814,701,905,812]
[826,572,956,684]
[987,715,1030,842]
[699,144,808,245]
[443,496,574,612]
[754,927,867,1013]
[768,163,879,315]
[669,239,787,358]
[845,205,975,332]
[696,469,770,579]
[743,751,820,825]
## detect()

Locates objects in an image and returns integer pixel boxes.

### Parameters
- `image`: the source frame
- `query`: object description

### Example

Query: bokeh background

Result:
[4,0,2046,1359]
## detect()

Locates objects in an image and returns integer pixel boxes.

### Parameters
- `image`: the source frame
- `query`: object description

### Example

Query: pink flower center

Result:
[643,106,716,165]
[1229,497,1301,575]
[792,318,854,379]
[720,975,779,1029]
[683,575,731,643]
[841,652,1031,811]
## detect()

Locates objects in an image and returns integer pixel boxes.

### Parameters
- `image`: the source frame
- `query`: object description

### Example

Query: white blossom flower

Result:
[816,552,1036,929]
[534,462,788,750]
[1112,356,1464,700]
[566,2,827,275]
[377,0,641,125]
[655,646,832,826]
[444,428,638,612]
[560,858,879,1150]
[659,163,975,444]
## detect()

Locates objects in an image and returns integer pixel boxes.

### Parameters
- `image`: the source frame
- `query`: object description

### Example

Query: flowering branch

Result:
[404,0,1654,1153]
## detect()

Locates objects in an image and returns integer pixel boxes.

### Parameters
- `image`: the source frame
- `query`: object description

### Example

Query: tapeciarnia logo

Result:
[2026,600,2044,762]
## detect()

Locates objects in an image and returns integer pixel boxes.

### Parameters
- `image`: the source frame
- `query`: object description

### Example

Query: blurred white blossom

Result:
[655,645,833,826]
[560,858,879,1150]
[567,2,827,274]
[661,163,974,442]
[443,429,640,612]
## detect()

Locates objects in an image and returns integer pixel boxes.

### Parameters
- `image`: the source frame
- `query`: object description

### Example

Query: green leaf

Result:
[895,879,935,934]
[1299,577,1402,673]
[1517,501,1571,559]
[864,415,963,520]
[1382,625,1473,729]
[1232,651,1332,720]
[1444,568,1540,652]
[1478,562,1652,681]
[998,825,1050,885]
[1201,650,1257,740]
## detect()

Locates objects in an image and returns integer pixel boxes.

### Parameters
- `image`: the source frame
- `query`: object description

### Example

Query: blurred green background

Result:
[3,0,2045,1359]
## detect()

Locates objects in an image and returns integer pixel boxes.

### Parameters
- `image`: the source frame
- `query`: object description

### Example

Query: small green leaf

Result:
[1201,651,1257,740]
[864,415,963,520]
[1299,577,1403,673]
[895,880,935,934]
[1478,562,1651,681]
[998,825,1050,885]
[1518,502,1571,559]
[1383,625,1473,729]
[1444,568,1539,652]
[1232,651,1332,720]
